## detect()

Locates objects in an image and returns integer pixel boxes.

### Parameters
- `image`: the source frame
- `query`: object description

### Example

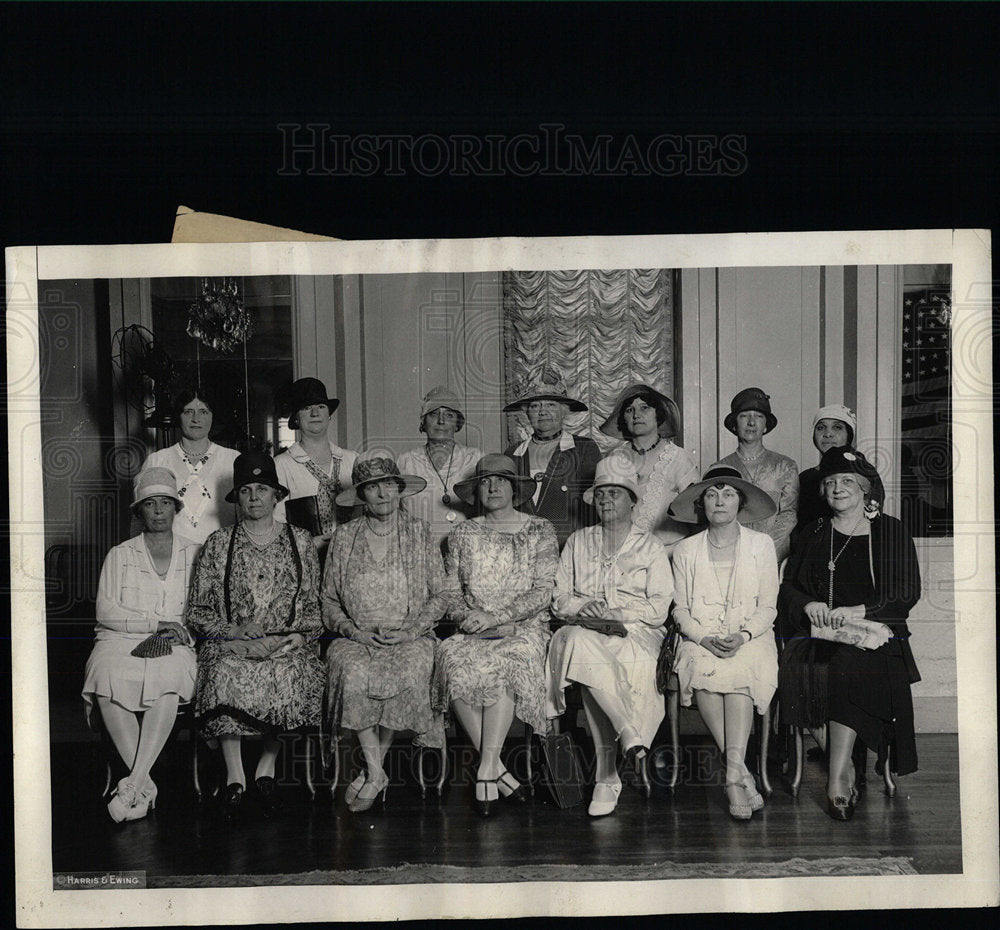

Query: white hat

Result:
[130,467,183,513]
[583,454,640,505]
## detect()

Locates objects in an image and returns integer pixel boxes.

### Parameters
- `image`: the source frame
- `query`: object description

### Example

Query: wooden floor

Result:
[50,732,962,881]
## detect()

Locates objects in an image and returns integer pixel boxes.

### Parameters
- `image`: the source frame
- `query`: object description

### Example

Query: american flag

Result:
[901,290,951,440]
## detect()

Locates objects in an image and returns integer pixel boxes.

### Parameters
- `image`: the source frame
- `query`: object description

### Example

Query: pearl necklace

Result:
[365,517,396,537]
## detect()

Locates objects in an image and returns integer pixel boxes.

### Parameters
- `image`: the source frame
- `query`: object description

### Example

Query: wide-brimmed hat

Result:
[453,453,537,506]
[583,454,640,505]
[667,464,778,524]
[334,455,427,506]
[812,404,857,446]
[225,452,290,503]
[284,377,340,429]
[724,387,777,436]
[817,447,880,487]
[599,382,682,440]
[130,467,183,513]
[419,385,466,428]
[502,367,587,413]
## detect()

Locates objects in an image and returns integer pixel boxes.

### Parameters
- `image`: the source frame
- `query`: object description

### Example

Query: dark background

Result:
[2,2,998,928]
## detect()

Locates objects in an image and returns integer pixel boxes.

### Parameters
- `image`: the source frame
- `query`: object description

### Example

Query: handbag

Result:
[538,731,585,809]
[130,631,174,658]
[810,617,892,651]
[565,616,628,637]
[283,495,323,537]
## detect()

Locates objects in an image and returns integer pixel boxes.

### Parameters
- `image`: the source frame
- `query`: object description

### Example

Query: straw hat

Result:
[502,367,587,413]
[334,455,427,507]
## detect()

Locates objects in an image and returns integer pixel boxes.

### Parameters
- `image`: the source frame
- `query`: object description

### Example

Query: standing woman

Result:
[397,386,482,551]
[796,405,885,531]
[322,456,448,813]
[719,388,799,563]
[599,383,700,553]
[779,448,921,820]
[668,465,780,820]
[186,452,325,820]
[274,377,358,558]
[141,388,240,544]
[547,455,673,817]
[432,455,559,816]
[84,468,198,821]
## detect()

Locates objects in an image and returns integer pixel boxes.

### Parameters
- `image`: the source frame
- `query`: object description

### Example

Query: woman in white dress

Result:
[599,383,700,554]
[83,468,198,822]
[141,388,239,544]
[547,455,672,817]
[397,385,482,552]
[668,464,779,820]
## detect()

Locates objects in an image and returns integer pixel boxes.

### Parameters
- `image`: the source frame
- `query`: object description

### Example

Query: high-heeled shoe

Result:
[107,777,141,823]
[348,770,389,814]
[588,781,623,817]
[473,779,500,818]
[344,772,367,806]
[255,776,283,817]
[740,773,765,812]
[827,794,855,821]
[220,782,245,822]
[619,725,648,776]
[122,779,157,822]
[726,782,753,820]
[496,769,528,803]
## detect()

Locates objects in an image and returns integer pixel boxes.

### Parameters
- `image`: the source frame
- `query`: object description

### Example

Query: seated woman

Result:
[668,465,779,820]
[186,452,325,820]
[84,468,199,822]
[599,383,700,554]
[322,456,448,813]
[779,447,921,820]
[432,454,559,816]
[546,455,673,817]
[397,385,483,552]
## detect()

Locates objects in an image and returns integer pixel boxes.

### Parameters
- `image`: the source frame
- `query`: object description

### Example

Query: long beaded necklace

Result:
[827,511,865,608]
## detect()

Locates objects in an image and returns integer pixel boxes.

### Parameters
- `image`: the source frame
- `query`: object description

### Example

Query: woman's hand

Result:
[577,599,610,620]
[372,627,414,646]
[804,601,831,627]
[155,621,189,644]
[272,632,306,655]
[700,635,741,658]
[236,620,267,640]
[459,609,498,635]
[313,533,332,552]
[828,605,865,630]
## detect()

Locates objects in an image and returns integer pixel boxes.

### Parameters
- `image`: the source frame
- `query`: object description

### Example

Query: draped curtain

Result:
[502,269,676,452]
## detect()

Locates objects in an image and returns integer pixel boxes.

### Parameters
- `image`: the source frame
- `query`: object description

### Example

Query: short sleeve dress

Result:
[186,523,325,737]
[432,516,559,733]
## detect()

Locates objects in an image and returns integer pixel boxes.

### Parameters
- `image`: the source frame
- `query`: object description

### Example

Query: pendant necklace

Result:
[425,444,459,522]
[827,511,865,608]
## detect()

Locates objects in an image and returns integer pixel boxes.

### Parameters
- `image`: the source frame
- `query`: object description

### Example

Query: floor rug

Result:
[152,856,917,887]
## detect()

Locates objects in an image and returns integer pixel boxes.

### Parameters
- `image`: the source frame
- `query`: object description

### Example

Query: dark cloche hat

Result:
[225,451,290,503]
[284,377,341,430]
[724,387,777,436]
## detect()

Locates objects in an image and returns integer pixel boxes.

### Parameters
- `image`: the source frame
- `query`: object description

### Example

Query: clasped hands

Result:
[218,619,305,658]
[574,600,628,637]
[351,621,417,647]
[805,602,865,630]
[459,609,518,638]
[155,621,190,645]
[699,631,748,658]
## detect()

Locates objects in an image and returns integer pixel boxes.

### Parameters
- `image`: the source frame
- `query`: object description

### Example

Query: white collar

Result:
[289,439,346,463]
[511,431,576,456]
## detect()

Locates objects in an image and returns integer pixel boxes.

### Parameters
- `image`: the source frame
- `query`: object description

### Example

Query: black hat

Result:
[724,387,777,435]
[284,378,340,430]
[817,447,881,486]
[225,452,290,503]
[667,464,778,524]
[453,454,537,507]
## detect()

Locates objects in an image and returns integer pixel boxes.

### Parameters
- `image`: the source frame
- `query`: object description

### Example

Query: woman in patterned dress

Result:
[599,383,700,555]
[432,454,559,816]
[84,467,198,822]
[141,388,240,544]
[273,377,358,559]
[322,456,448,813]
[546,455,673,817]
[186,452,325,820]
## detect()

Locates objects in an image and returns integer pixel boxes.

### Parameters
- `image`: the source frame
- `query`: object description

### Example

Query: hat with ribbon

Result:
[335,455,427,507]
[225,451,290,503]
[502,367,587,413]
[284,377,341,430]
[667,464,778,524]
[723,387,777,435]
[130,467,184,513]
[453,453,537,507]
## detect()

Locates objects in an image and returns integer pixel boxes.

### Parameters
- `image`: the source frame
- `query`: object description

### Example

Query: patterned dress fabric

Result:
[616,440,701,548]
[186,523,325,737]
[397,443,482,550]
[546,525,672,747]
[273,441,359,533]
[322,514,448,747]
[83,533,199,713]
[142,443,240,544]
[671,527,779,714]
[432,516,559,733]
[719,449,799,563]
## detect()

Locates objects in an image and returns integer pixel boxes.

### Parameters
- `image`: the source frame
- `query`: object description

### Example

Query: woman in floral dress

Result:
[186,452,325,820]
[322,456,448,813]
[432,454,559,816]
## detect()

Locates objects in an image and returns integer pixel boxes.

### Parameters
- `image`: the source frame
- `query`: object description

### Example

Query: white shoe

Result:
[588,781,623,817]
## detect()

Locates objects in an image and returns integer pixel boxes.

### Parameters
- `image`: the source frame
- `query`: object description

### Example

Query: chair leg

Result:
[191,732,202,802]
[639,752,652,798]
[790,727,804,797]
[303,733,316,800]
[883,742,896,797]
[667,688,681,790]
[758,705,772,796]
[329,729,339,798]
[524,725,534,797]
[417,747,428,799]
